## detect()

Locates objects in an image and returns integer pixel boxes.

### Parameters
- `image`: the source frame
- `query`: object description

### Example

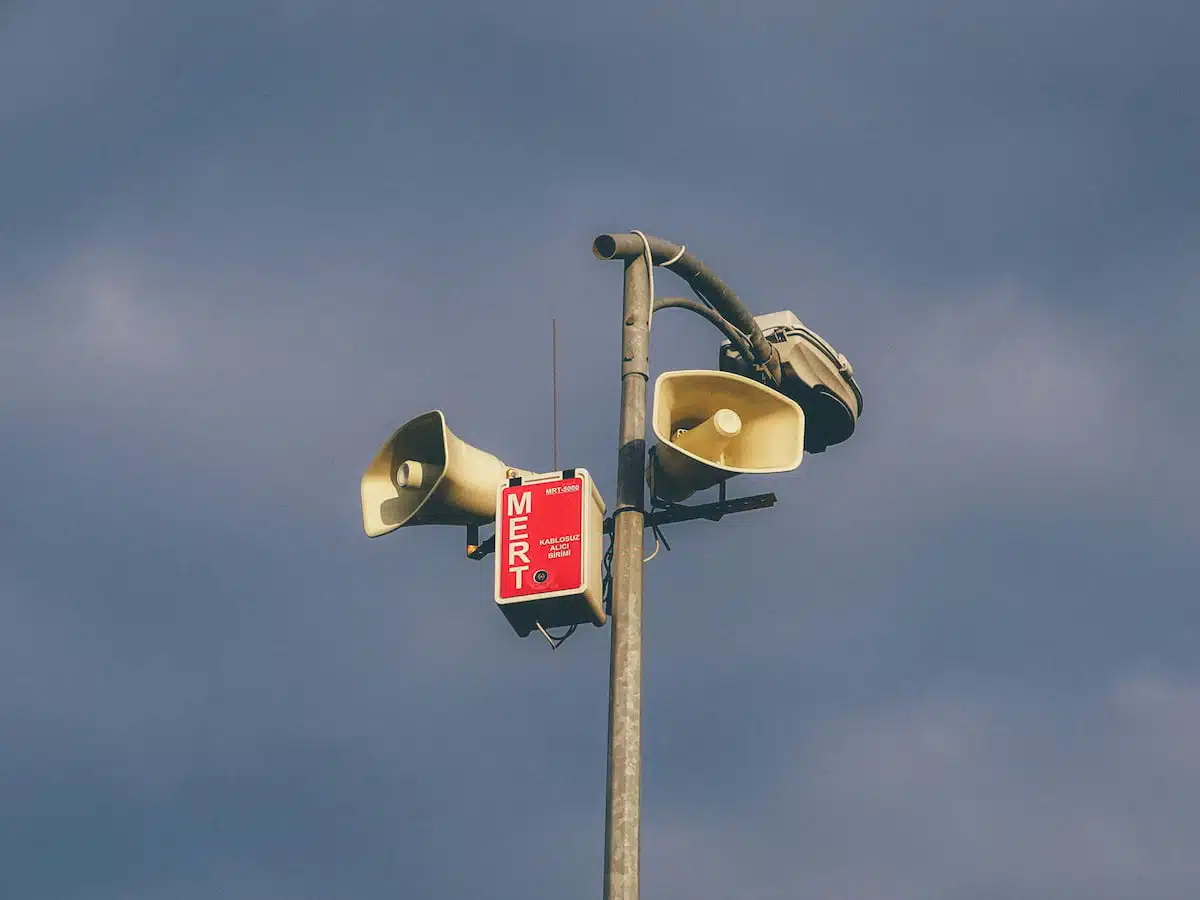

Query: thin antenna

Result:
[552,317,559,470]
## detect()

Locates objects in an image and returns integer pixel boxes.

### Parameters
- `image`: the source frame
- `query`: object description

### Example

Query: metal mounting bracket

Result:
[466,524,495,560]
[469,491,777,560]
[603,491,777,535]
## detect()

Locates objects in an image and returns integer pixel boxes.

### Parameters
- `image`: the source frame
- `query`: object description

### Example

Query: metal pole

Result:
[605,252,651,900]
[595,231,757,900]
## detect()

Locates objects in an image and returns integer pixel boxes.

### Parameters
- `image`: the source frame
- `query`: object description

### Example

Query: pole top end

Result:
[592,234,619,260]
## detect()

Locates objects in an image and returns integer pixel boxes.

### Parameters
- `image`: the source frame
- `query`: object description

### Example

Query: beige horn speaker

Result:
[361,410,533,537]
[648,370,806,502]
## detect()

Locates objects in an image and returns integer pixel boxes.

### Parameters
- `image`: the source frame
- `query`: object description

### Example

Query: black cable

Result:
[650,522,672,553]
[545,623,578,648]
[601,535,615,616]
[652,296,756,369]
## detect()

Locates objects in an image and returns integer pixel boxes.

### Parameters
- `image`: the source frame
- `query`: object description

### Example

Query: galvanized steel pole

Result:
[604,251,651,900]
[594,231,769,900]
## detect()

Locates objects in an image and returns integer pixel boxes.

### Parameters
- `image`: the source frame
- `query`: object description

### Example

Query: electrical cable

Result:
[601,534,615,616]
[636,233,725,331]
[631,229,655,333]
[660,244,686,267]
[536,620,578,650]
[643,537,660,564]
[651,522,672,553]
[628,232,754,373]
[643,520,674,563]
[652,296,755,364]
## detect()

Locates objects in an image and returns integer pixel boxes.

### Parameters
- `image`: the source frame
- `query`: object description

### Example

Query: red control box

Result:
[495,469,605,637]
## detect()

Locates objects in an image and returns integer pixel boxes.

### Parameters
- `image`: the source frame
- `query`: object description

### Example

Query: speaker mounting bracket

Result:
[603,491,777,534]
[466,524,495,560]
[468,489,776,560]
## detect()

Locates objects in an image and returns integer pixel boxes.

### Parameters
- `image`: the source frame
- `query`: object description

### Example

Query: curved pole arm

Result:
[653,296,755,363]
[593,233,782,385]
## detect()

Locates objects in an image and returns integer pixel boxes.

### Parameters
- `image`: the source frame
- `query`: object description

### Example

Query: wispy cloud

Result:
[1,2,1195,898]
[645,672,1200,900]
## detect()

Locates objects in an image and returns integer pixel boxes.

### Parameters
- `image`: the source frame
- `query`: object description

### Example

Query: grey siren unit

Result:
[718,310,862,453]
[647,370,806,503]
[361,410,533,536]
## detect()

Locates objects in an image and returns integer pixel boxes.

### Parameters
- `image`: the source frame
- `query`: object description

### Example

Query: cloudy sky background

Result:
[2,1,1197,897]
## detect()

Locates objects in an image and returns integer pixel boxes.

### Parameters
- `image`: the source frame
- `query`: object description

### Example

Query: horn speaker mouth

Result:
[649,370,805,502]
[361,411,531,536]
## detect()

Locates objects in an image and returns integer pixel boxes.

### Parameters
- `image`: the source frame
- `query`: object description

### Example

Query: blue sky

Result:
[2,2,1198,898]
